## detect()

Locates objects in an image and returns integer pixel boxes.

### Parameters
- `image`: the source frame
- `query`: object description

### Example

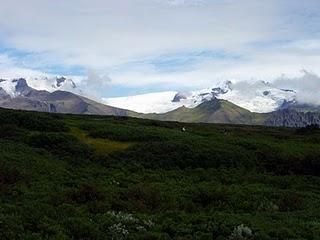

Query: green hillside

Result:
[146,99,268,125]
[0,108,320,239]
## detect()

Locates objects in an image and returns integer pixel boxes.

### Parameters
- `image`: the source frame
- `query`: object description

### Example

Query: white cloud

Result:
[77,70,112,100]
[0,0,319,97]
[274,70,320,105]
[0,54,46,79]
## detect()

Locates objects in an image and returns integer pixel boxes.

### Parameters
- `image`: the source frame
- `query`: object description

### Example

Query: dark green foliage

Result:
[0,124,26,141]
[27,132,93,163]
[279,193,303,212]
[0,108,68,132]
[1,108,320,239]
[66,184,106,204]
[111,140,253,169]
[0,164,23,185]
[296,124,320,135]
[118,184,166,213]
[83,122,169,142]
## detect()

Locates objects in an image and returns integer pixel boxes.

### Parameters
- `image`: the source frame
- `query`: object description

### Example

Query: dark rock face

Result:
[265,109,320,128]
[14,78,33,96]
[281,89,296,93]
[172,92,188,102]
[280,100,296,110]
[55,77,76,89]
[280,100,320,113]
[0,87,10,100]
[70,80,77,88]
[263,91,270,96]
[14,78,28,89]
[56,77,66,87]
[48,104,57,113]
[212,87,228,96]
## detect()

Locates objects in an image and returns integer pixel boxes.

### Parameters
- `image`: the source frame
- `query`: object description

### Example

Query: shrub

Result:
[0,110,68,132]
[119,184,163,213]
[67,184,105,204]
[65,217,99,240]
[0,165,23,185]
[296,124,319,134]
[111,141,249,170]
[27,133,93,162]
[87,124,168,142]
[191,188,230,209]
[0,124,26,141]
[0,214,24,240]
[279,193,303,212]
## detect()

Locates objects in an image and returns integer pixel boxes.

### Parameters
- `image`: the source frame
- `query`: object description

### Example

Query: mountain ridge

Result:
[0,78,136,116]
[1,77,320,128]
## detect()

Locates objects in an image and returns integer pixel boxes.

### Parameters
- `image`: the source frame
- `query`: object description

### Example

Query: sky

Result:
[0,0,320,98]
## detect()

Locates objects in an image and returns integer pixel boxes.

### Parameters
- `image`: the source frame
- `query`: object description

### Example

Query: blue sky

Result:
[0,0,320,97]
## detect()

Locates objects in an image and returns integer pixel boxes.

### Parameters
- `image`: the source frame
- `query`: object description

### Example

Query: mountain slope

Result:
[146,98,267,124]
[0,79,136,116]
[266,109,320,128]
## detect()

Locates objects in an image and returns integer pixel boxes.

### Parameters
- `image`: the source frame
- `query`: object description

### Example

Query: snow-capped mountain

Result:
[0,78,133,116]
[104,81,296,114]
[0,76,78,97]
[0,77,303,114]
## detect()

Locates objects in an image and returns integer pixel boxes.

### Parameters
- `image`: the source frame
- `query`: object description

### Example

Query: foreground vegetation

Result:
[0,108,320,239]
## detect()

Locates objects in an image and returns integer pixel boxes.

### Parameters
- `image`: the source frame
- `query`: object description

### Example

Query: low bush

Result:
[66,184,105,204]
[87,124,168,142]
[0,164,23,185]
[0,110,68,132]
[27,132,93,162]
[0,124,26,141]
[279,193,303,212]
[111,141,253,169]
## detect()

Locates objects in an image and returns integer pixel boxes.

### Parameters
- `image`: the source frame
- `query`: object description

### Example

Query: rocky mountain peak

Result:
[13,78,33,96]
[56,77,67,87]
[172,92,188,102]
[13,78,28,89]
[53,76,77,89]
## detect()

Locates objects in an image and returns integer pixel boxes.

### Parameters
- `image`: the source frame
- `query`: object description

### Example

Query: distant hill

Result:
[147,98,320,128]
[146,98,267,125]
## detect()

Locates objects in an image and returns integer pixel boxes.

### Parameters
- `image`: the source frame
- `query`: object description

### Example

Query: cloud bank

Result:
[274,71,320,105]
[0,0,319,98]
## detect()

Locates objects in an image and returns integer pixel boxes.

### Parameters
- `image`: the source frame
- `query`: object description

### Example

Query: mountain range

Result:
[1,77,320,128]
[104,80,296,114]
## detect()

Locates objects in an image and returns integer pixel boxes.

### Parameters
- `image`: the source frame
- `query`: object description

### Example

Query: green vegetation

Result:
[146,99,267,125]
[0,108,320,239]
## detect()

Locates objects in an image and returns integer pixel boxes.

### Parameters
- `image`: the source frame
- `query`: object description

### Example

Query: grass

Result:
[70,127,133,155]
